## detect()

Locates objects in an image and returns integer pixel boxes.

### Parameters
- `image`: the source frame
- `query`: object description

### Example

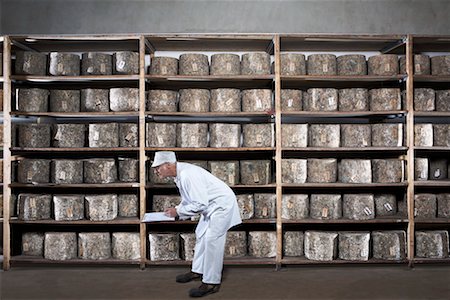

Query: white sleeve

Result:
[176,174,208,218]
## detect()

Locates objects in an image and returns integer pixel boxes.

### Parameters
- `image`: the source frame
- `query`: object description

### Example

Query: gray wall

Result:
[1,0,450,35]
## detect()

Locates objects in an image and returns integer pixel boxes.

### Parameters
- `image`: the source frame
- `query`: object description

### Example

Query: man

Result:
[151,151,242,298]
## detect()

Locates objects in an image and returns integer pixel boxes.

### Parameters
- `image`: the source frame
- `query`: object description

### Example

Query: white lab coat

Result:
[175,162,242,284]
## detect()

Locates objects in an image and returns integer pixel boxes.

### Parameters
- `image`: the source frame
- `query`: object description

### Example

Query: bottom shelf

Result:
[10,255,140,265]
[413,258,450,264]
[281,257,408,265]
[147,257,276,266]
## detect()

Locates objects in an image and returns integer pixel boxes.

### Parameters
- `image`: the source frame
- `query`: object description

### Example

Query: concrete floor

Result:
[0,265,449,299]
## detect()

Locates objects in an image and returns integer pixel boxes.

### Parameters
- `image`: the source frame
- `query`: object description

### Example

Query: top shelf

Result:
[10,35,140,52]
[145,35,275,53]
[413,35,450,52]
[280,34,406,53]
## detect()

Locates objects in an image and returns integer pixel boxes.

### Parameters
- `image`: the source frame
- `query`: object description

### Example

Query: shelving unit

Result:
[278,34,411,266]
[410,35,450,265]
[143,34,278,266]
[3,35,143,269]
[1,34,449,270]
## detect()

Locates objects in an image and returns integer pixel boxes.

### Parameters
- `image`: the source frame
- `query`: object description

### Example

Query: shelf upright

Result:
[3,36,12,270]
[405,35,415,266]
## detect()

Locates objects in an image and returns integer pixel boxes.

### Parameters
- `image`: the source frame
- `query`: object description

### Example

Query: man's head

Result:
[151,151,177,178]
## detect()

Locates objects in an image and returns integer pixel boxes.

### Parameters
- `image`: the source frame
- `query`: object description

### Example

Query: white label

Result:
[226,63,232,71]
[385,64,391,72]
[397,124,403,146]
[321,207,329,218]
[415,64,421,73]
[118,61,126,69]
[228,174,234,185]
[287,99,293,107]
[384,203,393,212]
[59,171,66,180]
[434,169,441,178]
[93,131,100,141]
[66,207,73,218]
[256,99,263,109]
[328,96,335,107]
[168,243,175,252]
[363,207,372,216]
[192,63,198,71]
[125,133,134,141]
[389,246,397,257]
[253,173,260,183]
[289,62,295,72]
[29,197,36,208]
[414,207,418,217]
[57,63,64,73]
[229,246,236,255]
[256,135,262,144]
[323,64,328,73]
[157,136,164,145]
[225,98,234,106]
[100,63,106,73]
[161,66,167,74]
[62,101,67,110]
[87,66,94,74]
[360,248,368,258]
[262,206,268,217]
[27,171,33,181]
[23,60,31,71]
[23,243,29,252]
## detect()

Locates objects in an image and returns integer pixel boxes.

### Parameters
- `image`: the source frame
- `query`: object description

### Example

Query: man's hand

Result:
[165,207,178,218]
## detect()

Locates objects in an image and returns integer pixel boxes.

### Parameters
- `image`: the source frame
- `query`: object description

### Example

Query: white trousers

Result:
[191,230,227,284]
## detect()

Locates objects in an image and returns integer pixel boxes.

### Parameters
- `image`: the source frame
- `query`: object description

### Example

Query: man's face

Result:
[154,163,172,178]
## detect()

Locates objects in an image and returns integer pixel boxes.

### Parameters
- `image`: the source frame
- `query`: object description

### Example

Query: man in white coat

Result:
[152,151,242,298]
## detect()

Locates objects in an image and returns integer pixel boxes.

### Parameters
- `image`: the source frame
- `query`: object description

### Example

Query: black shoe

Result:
[176,271,202,283]
[189,283,220,297]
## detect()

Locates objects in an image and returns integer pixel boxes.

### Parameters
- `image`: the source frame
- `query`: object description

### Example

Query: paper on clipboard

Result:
[142,212,175,222]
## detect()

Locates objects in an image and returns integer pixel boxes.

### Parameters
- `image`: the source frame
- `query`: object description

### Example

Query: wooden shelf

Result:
[145,147,275,152]
[282,110,406,118]
[10,217,140,225]
[12,111,140,117]
[145,35,274,52]
[281,257,408,265]
[147,257,276,266]
[11,35,140,52]
[10,255,140,265]
[282,147,407,154]
[145,219,276,225]
[414,218,450,224]
[414,181,450,187]
[283,183,408,188]
[413,258,450,264]
[414,147,450,153]
[146,75,273,89]
[146,184,277,189]
[282,218,408,224]
[280,34,405,53]
[11,75,139,83]
[414,75,450,82]
[10,182,139,189]
[281,75,405,82]
[11,147,139,154]
[414,111,450,118]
